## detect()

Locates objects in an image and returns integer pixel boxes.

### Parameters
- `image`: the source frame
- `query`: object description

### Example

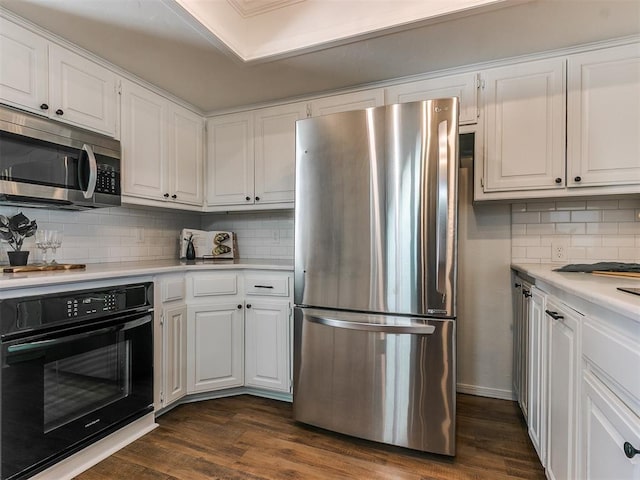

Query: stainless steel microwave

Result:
[0,105,121,210]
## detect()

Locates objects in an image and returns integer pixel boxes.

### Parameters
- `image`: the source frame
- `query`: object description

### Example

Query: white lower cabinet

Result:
[187,302,244,393]
[163,304,188,406]
[546,297,581,480]
[527,287,546,464]
[244,299,290,392]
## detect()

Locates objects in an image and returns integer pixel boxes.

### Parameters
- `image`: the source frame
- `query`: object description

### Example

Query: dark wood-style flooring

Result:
[75,394,545,480]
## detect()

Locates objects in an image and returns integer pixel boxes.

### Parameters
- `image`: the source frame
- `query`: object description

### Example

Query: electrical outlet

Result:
[551,241,567,262]
[135,227,145,243]
[271,230,280,243]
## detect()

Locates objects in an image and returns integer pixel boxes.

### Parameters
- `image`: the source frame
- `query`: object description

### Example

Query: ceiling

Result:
[0,0,638,114]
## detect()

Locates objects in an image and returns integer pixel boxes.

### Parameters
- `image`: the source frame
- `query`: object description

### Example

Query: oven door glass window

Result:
[44,340,131,433]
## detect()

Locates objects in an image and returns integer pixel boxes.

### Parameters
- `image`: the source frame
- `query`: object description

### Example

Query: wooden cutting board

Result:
[592,271,640,279]
[3,263,86,273]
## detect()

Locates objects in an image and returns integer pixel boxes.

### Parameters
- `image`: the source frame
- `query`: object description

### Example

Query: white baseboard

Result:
[457,383,516,401]
[30,413,158,480]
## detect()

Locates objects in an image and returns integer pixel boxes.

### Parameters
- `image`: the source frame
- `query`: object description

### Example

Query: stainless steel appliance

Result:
[0,282,154,480]
[0,105,121,210]
[293,98,459,455]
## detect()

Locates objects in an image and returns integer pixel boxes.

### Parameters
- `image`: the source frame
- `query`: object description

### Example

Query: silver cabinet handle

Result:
[306,314,435,335]
[81,144,98,199]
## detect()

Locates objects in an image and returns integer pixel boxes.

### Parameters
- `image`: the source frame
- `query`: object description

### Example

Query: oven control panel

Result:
[0,283,152,336]
[66,292,118,318]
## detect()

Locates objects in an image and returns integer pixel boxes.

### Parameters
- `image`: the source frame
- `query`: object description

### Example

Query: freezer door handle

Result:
[305,313,436,335]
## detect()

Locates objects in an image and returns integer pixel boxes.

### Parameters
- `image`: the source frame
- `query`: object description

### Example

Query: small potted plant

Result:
[0,213,37,266]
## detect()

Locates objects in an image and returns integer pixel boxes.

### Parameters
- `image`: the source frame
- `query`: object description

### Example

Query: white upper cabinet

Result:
[206,102,305,209]
[121,79,203,208]
[206,111,255,206]
[0,17,118,137]
[567,43,640,188]
[0,18,48,115]
[481,58,566,193]
[254,102,307,204]
[48,44,118,137]
[385,72,479,124]
[309,89,384,116]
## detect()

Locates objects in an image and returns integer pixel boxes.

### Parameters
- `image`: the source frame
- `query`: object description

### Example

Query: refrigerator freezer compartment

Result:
[293,307,456,455]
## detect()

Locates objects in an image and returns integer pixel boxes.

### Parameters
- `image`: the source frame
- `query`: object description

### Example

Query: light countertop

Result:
[512,263,640,322]
[0,258,294,291]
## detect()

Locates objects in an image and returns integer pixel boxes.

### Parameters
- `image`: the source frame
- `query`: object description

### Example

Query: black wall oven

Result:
[0,282,154,480]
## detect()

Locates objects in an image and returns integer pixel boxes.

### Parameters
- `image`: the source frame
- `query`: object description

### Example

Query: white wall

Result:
[511,198,640,264]
[0,205,200,265]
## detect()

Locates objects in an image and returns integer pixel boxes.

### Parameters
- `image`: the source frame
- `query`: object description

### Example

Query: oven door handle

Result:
[7,315,151,354]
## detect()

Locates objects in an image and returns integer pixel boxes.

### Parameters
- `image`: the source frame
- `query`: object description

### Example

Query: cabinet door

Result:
[206,112,254,206]
[546,298,581,480]
[253,102,306,204]
[309,88,384,116]
[385,73,478,124]
[168,105,204,206]
[512,277,524,401]
[0,18,48,115]
[567,43,640,187]
[187,303,244,393]
[519,282,532,420]
[48,44,117,136]
[121,79,167,201]
[245,300,290,392]
[164,304,187,406]
[582,371,640,480]
[527,287,547,465]
[482,59,565,192]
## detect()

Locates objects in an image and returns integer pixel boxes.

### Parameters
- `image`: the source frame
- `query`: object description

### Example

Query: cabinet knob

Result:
[255,196,260,201]
[514,283,521,288]
[245,196,251,201]
[523,290,532,298]
[171,194,177,199]
[574,176,582,182]
[554,177,562,184]
[55,108,64,115]
[246,304,252,309]
[624,442,640,459]
[40,103,49,111]
[237,304,242,309]
[163,193,169,198]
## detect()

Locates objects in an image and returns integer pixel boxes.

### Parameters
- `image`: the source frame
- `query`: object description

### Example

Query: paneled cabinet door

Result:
[519,281,532,420]
[385,73,479,124]
[245,300,290,392]
[168,105,204,205]
[482,59,565,192]
[121,79,166,200]
[254,102,306,204]
[187,303,244,393]
[48,44,117,137]
[309,88,384,116]
[163,304,187,406]
[546,299,581,480]
[567,43,640,187]
[206,112,254,206]
[581,371,640,480]
[0,18,48,115]
[527,287,547,465]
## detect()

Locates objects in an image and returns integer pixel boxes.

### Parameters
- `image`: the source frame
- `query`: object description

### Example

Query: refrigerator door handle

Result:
[435,119,449,296]
[305,313,436,335]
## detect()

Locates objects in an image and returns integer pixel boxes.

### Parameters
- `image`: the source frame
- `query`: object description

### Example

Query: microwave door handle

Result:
[81,144,97,199]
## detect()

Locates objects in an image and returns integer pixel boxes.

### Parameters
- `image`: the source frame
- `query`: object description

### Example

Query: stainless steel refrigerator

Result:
[293,98,459,456]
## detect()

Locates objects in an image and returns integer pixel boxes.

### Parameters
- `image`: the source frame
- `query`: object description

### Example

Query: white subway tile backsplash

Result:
[570,210,601,223]
[602,209,636,222]
[511,200,639,263]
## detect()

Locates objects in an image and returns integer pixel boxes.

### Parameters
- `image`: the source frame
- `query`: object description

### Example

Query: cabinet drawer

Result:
[161,277,185,303]
[245,275,289,296]
[192,274,238,297]
[583,317,640,403]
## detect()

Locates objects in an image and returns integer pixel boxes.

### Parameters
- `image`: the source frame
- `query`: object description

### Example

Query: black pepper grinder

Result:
[185,233,196,260]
